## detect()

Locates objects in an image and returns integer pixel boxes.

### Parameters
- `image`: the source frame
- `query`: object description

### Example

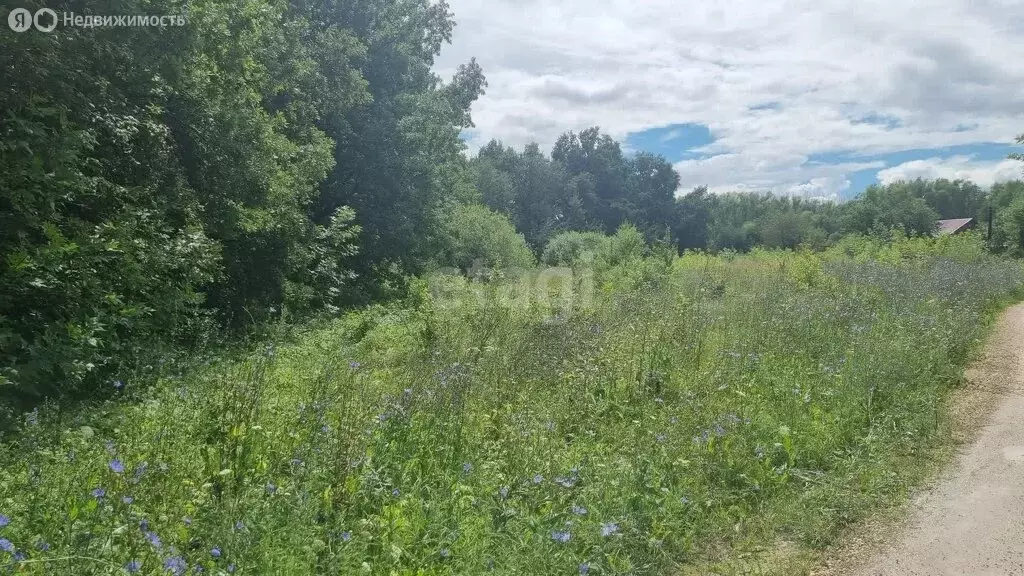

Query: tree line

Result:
[1,0,1023,401]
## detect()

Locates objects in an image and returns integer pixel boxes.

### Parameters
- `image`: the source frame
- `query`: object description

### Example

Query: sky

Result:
[433,0,1024,201]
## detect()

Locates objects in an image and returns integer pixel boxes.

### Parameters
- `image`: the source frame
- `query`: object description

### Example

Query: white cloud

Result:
[434,0,1024,195]
[877,156,1024,187]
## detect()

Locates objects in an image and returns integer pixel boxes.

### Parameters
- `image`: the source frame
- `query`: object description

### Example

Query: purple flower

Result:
[210,547,221,558]
[0,514,9,528]
[462,462,473,474]
[139,519,150,531]
[110,460,125,474]
[182,517,192,526]
[532,474,543,485]
[126,560,142,574]
[0,538,13,552]
[600,522,619,537]
[13,551,25,562]
[122,496,134,505]
[234,520,245,532]
[340,531,351,542]
[164,555,187,575]
[349,361,361,370]
[391,489,400,497]
[551,530,571,543]
[571,505,588,516]
[91,487,106,499]
[579,562,590,575]
[145,531,162,549]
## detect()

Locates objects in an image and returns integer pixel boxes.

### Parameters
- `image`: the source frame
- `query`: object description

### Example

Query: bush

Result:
[438,204,536,272]
[541,231,609,266]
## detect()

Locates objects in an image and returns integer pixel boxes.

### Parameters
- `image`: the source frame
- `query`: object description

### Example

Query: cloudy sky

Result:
[433,0,1024,200]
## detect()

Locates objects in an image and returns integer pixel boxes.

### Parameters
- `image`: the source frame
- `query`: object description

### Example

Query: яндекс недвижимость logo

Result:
[8,7,185,32]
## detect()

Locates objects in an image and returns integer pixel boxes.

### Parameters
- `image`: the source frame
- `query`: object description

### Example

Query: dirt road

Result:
[837,303,1024,576]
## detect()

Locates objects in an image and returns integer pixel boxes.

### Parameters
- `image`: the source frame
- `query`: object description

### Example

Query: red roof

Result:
[937,218,975,235]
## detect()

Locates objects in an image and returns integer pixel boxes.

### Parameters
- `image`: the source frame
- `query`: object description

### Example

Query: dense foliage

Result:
[1,235,1021,574]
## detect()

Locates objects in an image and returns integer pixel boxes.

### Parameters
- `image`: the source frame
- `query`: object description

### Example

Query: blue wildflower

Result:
[551,530,571,543]
[126,560,142,574]
[391,488,400,497]
[145,531,162,549]
[35,541,49,552]
[680,496,691,505]
[113,380,125,390]
[13,551,25,562]
[579,562,590,575]
[110,460,125,474]
[164,555,187,575]
[439,548,450,559]
[655,433,667,443]
[600,522,620,537]
[91,487,106,499]
[0,538,13,552]
[340,531,352,542]
[499,486,509,499]
[122,496,134,505]
[571,505,588,515]
[182,517,192,526]
[532,474,543,485]
[210,547,221,558]
[234,520,245,532]
[139,519,149,531]
[462,462,473,474]
[265,482,277,494]
[193,567,204,574]
[349,361,361,370]
[227,564,236,573]
[555,476,576,488]
[0,514,8,528]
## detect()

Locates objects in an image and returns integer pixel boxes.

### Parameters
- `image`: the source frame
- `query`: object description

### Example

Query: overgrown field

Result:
[1,235,1022,575]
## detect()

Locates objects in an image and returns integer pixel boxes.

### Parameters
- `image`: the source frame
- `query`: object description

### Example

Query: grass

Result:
[1,236,1022,575]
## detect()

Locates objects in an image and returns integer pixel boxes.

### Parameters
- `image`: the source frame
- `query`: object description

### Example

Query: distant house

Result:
[936,218,976,236]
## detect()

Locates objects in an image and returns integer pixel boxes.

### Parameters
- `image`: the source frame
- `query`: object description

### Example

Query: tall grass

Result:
[1,238,1021,575]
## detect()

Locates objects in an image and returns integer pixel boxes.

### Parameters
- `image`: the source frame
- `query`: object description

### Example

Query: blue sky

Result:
[435,0,1024,201]
[625,125,1022,200]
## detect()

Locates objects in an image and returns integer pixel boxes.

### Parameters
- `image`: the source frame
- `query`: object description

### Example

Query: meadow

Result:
[1,233,1022,576]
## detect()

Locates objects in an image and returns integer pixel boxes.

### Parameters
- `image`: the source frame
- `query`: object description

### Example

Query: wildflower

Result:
[498,486,509,499]
[145,531,162,549]
[571,505,588,516]
[532,474,543,485]
[290,458,304,467]
[555,476,576,488]
[462,462,473,474]
[13,551,25,562]
[227,564,236,573]
[0,514,8,528]
[349,361,361,370]
[139,519,150,531]
[164,555,187,576]
[126,560,142,574]
[551,530,571,543]
[340,531,352,542]
[35,541,49,551]
[579,562,590,575]
[182,517,192,526]
[110,460,125,474]
[439,548,451,559]
[680,496,691,505]
[234,521,246,532]
[210,547,221,558]
[391,488,400,497]
[655,433,667,443]
[113,380,125,390]
[0,538,13,552]
[91,487,106,499]
[600,522,620,537]
[265,482,277,494]
[122,496,134,505]
[194,567,204,574]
